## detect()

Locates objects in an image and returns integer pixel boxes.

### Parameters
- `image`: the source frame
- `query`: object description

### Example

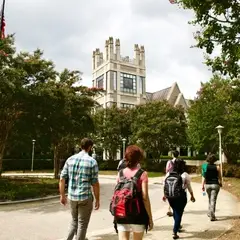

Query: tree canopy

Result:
[0,36,56,173]
[179,0,240,78]
[187,75,240,162]
[131,101,187,159]
[0,36,101,176]
[93,106,132,160]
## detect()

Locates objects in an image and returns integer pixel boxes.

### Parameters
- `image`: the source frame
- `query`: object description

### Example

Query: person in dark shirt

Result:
[202,154,222,221]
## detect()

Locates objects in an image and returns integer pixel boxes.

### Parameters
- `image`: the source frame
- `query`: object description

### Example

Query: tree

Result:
[130,101,187,159]
[187,75,240,162]
[179,0,240,77]
[93,106,132,160]
[0,36,102,177]
[0,36,56,174]
[27,69,100,178]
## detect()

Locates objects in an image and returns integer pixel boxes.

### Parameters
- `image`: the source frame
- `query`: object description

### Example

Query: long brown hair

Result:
[125,145,143,168]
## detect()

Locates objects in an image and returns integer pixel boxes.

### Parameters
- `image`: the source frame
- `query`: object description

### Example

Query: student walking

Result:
[59,138,100,240]
[163,159,195,239]
[202,154,222,221]
[110,145,153,240]
[165,150,180,217]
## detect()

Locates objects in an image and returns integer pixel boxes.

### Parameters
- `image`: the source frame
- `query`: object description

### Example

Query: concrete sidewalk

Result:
[86,182,240,240]
[2,173,239,239]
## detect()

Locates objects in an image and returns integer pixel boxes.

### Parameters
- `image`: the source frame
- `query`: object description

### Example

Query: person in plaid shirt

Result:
[59,138,100,240]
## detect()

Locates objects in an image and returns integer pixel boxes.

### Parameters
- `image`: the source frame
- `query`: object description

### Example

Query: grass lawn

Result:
[0,171,163,202]
[99,171,164,178]
[192,176,240,240]
[0,177,59,202]
[5,170,164,178]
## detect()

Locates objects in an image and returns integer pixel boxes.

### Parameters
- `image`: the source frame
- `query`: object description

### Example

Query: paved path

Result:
[0,175,239,240]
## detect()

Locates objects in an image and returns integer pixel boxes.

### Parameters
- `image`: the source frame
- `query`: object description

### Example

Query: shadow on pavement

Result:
[184,210,208,215]
[183,229,228,239]
[90,233,118,240]
[150,224,190,232]
[216,215,240,221]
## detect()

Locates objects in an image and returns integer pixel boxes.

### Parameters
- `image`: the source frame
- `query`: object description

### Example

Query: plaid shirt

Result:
[60,150,99,201]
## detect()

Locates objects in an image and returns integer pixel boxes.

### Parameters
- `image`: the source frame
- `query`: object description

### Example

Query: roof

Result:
[146,87,171,102]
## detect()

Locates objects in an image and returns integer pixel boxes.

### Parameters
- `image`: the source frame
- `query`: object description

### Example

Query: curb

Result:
[0,194,62,206]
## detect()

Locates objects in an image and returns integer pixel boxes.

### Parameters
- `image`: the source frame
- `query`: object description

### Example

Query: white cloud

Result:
[5,0,212,99]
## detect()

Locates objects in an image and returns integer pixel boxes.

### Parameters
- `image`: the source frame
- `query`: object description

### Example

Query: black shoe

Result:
[178,225,183,232]
[173,233,179,239]
[210,216,217,221]
[167,211,173,217]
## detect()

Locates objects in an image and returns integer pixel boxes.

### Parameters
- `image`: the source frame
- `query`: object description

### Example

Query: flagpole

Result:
[0,0,6,38]
[1,0,5,19]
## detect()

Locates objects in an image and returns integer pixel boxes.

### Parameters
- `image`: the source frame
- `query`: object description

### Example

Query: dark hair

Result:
[206,154,217,164]
[125,145,143,169]
[173,150,179,158]
[173,159,186,174]
[80,138,94,151]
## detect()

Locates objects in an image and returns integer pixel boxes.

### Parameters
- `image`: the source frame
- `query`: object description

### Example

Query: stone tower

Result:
[92,37,146,108]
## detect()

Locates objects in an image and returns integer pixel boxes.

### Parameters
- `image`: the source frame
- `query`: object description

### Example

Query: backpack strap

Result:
[119,169,125,181]
[133,168,144,181]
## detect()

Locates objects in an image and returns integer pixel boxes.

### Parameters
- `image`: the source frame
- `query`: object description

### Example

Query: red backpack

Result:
[110,169,144,219]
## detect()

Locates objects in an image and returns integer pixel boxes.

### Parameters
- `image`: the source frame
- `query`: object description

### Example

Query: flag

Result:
[169,0,177,4]
[0,0,6,39]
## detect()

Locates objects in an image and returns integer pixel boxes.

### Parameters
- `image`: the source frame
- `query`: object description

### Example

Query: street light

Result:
[92,146,97,159]
[31,139,36,172]
[216,125,224,183]
[122,138,126,158]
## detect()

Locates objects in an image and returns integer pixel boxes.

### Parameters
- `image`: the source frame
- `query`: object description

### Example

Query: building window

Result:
[120,103,135,109]
[139,76,144,94]
[97,75,104,89]
[120,73,136,93]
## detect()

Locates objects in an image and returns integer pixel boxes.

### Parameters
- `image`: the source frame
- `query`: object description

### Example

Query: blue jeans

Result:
[168,193,187,234]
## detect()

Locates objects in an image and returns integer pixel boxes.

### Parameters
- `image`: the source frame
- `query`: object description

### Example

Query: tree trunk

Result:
[53,145,60,179]
[0,126,10,176]
[0,144,5,177]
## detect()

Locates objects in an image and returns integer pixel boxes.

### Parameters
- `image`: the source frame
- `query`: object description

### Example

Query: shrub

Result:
[2,159,53,171]
[197,163,240,178]
[159,155,207,161]
[223,164,240,178]
[98,160,119,170]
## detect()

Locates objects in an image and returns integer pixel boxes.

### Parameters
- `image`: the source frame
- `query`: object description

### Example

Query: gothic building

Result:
[92,37,191,159]
[92,37,189,110]
[92,37,146,108]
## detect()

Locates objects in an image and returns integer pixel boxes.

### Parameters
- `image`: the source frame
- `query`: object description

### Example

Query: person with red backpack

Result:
[110,145,153,240]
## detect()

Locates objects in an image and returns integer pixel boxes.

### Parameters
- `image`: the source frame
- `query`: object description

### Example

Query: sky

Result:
[5,0,212,99]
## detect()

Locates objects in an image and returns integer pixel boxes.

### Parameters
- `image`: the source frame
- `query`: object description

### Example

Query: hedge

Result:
[2,159,54,171]
[3,157,201,173]
[222,163,240,178]
[197,163,240,178]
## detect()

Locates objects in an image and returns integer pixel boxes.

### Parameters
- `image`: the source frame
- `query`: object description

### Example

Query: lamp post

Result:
[31,139,36,172]
[216,125,224,183]
[122,138,126,158]
[92,146,97,159]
